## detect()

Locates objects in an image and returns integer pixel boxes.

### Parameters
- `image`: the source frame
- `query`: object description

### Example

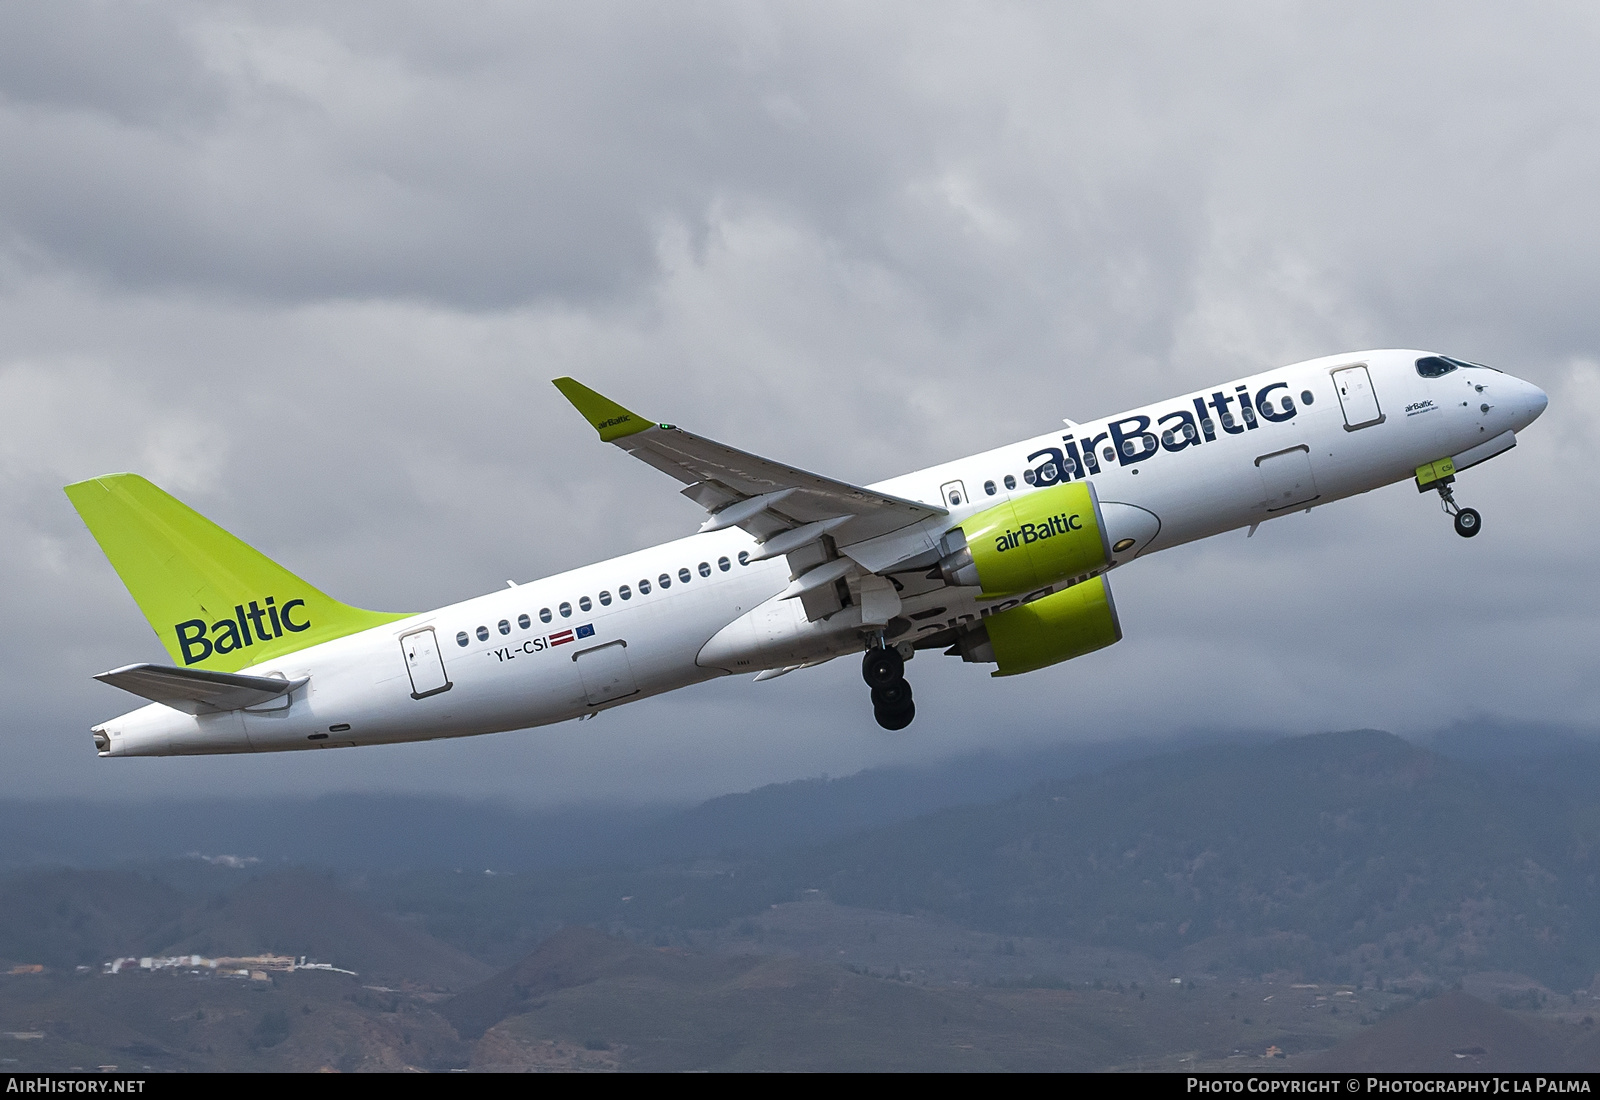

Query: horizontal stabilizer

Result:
[95,663,308,715]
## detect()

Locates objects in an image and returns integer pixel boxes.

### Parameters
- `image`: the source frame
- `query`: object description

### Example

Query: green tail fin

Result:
[65,474,409,672]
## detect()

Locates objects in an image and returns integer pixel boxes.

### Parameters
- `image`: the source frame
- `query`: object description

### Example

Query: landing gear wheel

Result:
[871,678,913,709]
[862,647,905,689]
[1454,508,1481,538]
[874,698,915,731]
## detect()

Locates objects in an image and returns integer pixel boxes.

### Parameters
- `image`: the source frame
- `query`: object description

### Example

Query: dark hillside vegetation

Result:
[795,730,1598,988]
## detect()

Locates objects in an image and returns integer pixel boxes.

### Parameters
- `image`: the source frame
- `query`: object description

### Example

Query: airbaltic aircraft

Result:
[68,350,1546,757]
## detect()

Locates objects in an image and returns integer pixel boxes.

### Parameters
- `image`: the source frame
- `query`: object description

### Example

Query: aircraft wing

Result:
[95,663,308,715]
[554,378,947,621]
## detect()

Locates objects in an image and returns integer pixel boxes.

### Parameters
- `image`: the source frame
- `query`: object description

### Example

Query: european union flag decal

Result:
[576,623,595,639]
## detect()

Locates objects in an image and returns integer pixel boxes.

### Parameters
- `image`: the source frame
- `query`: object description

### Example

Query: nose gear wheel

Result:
[1418,463,1482,539]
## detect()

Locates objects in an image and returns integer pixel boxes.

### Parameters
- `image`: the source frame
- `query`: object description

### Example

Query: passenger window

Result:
[679,567,691,583]
[498,620,511,635]
[540,607,552,623]
[475,625,489,641]
[984,480,996,496]
[1042,461,1059,479]
[1201,418,1215,434]
[699,561,711,577]
[1299,391,1314,406]
[1183,423,1198,440]
[1023,468,1036,485]
[1280,396,1294,413]
[456,631,469,647]
[517,613,530,630]
[579,596,592,612]
[660,573,672,589]
[599,591,612,606]
[738,551,750,566]
[1003,474,1016,490]
[639,579,652,594]
[620,585,632,600]
[1063,456,1078,475]
[718,557,730,571]
[1102,446,1116,462]
[1242,406,1256,425]
[559,602,572,617]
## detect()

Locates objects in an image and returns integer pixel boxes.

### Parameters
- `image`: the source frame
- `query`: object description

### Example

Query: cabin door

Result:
[401,628,451,699]
[1333,365,1384,430]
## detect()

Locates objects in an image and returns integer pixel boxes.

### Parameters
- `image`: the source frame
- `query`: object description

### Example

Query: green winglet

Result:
[552,377,655,442]
[65,474,409,673]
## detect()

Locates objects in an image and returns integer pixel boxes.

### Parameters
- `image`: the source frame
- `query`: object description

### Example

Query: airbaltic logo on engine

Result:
[174,597,308,665]
[995,513,1082,552]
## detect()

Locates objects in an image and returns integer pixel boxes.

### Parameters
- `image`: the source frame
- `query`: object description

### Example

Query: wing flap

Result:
[95,663,307,715]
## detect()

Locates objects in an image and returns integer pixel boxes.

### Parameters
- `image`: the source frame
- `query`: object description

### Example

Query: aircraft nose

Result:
[1515,376,1549,427]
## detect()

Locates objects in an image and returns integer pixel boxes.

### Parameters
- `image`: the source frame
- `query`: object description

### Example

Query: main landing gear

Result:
[863,644,915,731]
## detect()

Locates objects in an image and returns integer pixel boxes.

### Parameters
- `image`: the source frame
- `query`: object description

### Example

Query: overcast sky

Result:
[3,2,1599,806]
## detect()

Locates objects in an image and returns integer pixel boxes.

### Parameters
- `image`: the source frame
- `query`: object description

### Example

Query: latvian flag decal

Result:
[550,623,596,647]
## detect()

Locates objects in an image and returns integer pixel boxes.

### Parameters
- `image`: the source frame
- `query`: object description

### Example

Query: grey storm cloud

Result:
[1,2,1598,804]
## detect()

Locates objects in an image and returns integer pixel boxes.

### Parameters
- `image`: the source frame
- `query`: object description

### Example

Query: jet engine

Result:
[937,481,1111,597]
[954,574,1122,677]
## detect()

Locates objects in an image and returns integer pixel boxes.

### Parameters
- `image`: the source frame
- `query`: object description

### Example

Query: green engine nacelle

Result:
[981,574,1122,676]
[938,480,1112,598]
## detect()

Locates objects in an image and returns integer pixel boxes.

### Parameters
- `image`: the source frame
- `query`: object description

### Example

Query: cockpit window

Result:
[1419,354,1498,377]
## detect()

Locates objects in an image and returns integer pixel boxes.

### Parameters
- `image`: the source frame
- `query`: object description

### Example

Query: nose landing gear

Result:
[1416,458,1480,539]
[863,644,915,730]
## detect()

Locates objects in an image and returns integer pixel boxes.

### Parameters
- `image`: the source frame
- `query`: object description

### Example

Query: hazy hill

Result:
[0,869,187,969]
[443,926,1193,1072]
[354,729,1600,989]
[1302,991,1576,1071]
[0,736,1245,873]
[792,730,1599,988]
[0,866,487,990]
[160,870,491,990]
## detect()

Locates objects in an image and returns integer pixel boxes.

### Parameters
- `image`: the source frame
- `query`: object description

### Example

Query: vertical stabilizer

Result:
[65,474,409,672]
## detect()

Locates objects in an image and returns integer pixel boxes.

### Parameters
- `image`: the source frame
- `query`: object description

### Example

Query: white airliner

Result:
[68,350,1546,756]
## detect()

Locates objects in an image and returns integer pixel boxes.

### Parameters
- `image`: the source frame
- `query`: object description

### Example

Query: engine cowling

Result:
[967,574,1122,677]
[938,481,1111,598]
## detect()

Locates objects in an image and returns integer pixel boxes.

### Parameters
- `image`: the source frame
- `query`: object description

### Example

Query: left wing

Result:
[553,378,947,622]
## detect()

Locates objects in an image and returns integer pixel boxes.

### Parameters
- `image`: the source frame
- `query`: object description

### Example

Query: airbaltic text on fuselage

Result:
[1025,380,1299,484]
[995,513,1082,552]
[174,597,308,664]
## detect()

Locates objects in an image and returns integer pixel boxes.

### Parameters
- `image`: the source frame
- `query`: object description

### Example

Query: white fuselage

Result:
[93,349,1548,757]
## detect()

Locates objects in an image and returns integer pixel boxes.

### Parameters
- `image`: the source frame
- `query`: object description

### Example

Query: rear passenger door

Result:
[401,628,451,699]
